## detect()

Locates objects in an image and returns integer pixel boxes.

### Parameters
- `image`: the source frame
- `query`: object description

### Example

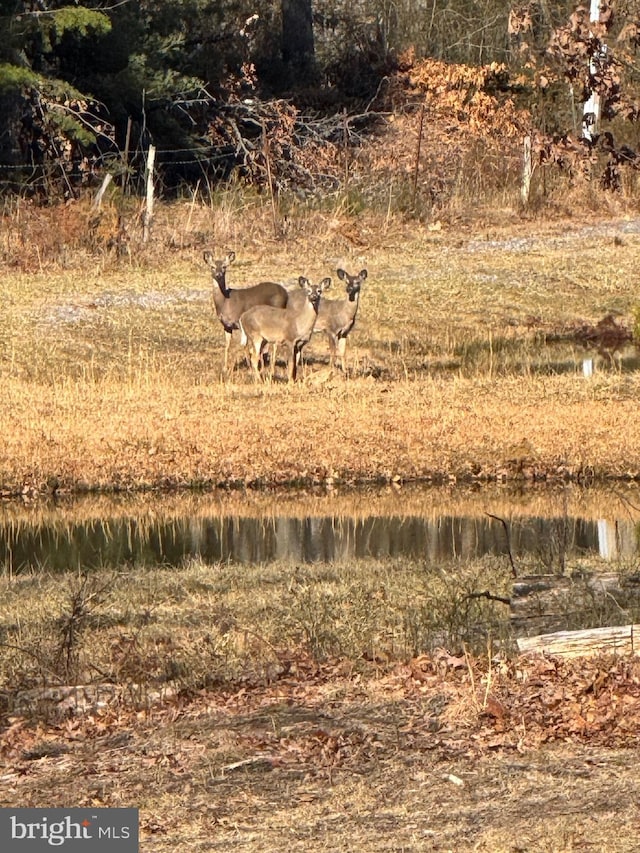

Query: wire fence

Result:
[0,147,236,197]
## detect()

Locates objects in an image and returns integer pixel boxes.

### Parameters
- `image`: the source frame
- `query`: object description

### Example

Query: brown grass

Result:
[0,558,510,690]
[3,559,640,850]
[3,195,640,849]
[1,198,640,495]
[2,371,640,495]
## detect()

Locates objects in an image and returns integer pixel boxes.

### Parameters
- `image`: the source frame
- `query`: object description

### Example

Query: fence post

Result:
[92,173,112,210]
[521,135,532,206]
[412,103,425,209]
[123,117,132,195]
[142,144,156,243]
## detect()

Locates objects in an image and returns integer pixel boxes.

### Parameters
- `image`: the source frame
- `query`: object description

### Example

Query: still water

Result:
[1,484,639,573]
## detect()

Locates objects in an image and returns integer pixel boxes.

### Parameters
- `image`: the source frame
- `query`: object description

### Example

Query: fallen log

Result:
[517,624,640,659]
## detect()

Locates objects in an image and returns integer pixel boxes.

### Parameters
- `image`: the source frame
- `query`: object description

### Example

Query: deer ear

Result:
[298,276,309,288]
[321,278,332,291]
[203,250,212,263]
[359,269,368,280]
[226,251,236,264]
[337,268,347,280]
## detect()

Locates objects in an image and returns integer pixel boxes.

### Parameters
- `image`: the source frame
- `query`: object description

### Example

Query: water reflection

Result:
[452,340,640,379]
[1,490,639,572]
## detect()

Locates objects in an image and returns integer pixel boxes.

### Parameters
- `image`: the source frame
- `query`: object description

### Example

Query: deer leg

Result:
[337,336,347,372]
[269,342,278,382]
[326,333,336,370]
[259,343,269,371]
[290,343,300,382]
[250,339,263,382]
[223,329,232,371]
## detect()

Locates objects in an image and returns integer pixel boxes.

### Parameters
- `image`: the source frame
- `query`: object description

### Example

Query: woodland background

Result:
[3,0,640,214]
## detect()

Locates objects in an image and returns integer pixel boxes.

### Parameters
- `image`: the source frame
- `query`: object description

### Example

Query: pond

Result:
[445,337,640,379]
[2,484,640,643]
[1,484,639,573]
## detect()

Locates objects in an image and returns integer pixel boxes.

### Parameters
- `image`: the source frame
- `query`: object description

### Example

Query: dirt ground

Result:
[2,653,640,851]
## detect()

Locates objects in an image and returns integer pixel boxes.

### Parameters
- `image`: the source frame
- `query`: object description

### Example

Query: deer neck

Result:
[212,278,231,314]
[293,295,320,336]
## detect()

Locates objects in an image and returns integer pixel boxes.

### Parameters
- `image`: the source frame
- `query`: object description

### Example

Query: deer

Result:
[238,276,331,382]
[314,267,367,371]
[287,267,367,372]
[203,250,288,371]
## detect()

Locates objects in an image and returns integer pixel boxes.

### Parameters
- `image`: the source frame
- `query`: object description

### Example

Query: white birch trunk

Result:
[521,135,532,205]
[582,0,602,141]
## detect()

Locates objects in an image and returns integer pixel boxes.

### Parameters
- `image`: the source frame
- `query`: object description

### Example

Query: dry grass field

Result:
[3,197,640,850]
[1,198,640,495]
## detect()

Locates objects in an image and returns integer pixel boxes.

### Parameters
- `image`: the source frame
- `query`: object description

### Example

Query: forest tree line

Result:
[2,0,640,200]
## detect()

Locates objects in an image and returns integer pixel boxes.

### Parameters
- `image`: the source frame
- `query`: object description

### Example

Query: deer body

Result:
[203,250,288,370]
[239,277,331,381]
[313,268,367,370]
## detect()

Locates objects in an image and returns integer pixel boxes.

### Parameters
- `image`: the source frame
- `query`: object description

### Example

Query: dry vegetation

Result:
[3,554,640,851]
[1,459,640,850]
[1,192,640,497]
[3,77,640,844]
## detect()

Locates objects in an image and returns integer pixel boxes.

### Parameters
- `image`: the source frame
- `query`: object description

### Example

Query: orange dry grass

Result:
[2,200,640,494]
[1,371,640,494]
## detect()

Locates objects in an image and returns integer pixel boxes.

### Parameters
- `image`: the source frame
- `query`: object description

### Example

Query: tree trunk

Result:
[281,0,315,76]
[518,624,640,659]
[582,0,603,141]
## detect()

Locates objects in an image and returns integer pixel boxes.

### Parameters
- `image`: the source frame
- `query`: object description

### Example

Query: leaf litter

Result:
[3,650,640,850]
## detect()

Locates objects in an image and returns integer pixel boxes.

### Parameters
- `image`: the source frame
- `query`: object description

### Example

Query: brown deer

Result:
[239,276,331,382]
[203,250,288,370]
[314,267,367,370]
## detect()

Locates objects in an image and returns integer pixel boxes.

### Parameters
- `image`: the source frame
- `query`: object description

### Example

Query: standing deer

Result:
[239,276,331,382]
[313,268,367,371]
[203,250,288,370]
